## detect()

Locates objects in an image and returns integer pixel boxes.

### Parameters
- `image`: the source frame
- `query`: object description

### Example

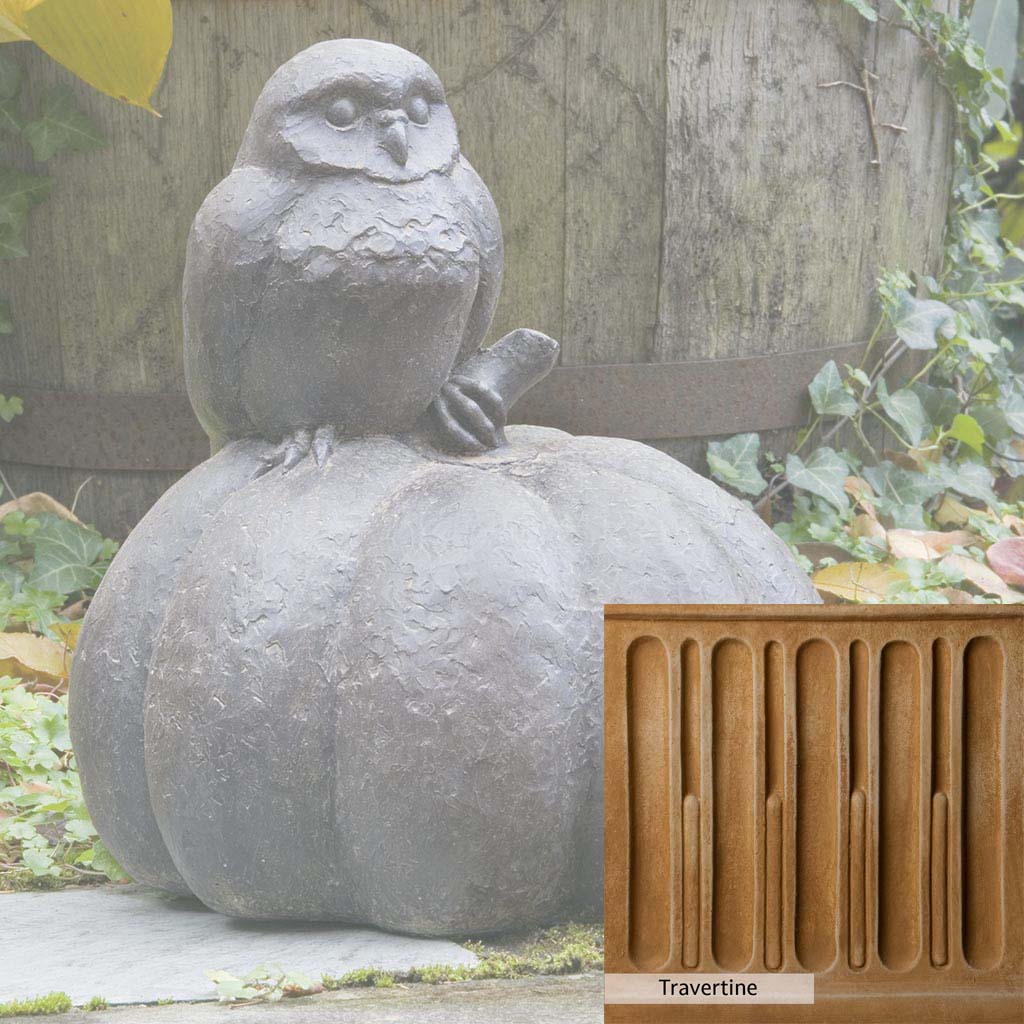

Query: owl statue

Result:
[183,38,548,466]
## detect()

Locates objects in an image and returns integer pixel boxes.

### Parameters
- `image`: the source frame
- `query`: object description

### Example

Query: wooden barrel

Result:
[0,0,956,537]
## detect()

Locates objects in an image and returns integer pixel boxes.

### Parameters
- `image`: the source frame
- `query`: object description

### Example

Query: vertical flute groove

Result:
[849,641,869,969]
[764,642,784,971]
[683,794,700,969]
[765,792,783,970]
[931,639,951,968]
[681,640,701,967]
[931,792,949,967]
[850,788,866,969]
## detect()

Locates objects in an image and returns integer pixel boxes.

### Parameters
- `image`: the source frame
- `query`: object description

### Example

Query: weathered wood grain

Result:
[0,0,956,535]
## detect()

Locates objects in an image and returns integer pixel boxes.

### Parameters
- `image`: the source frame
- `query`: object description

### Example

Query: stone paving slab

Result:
[5,975,603,1024]
[0,886,477,1006]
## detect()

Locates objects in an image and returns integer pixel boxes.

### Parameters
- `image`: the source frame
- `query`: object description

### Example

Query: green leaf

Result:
[949,413,985,454]
[808,359,858,417]
[890,292,956,350]
[971,403,1010,443]
[862,460,946,507]
[876,379,929,446]
[0,53,21,101]
[1001,389,1024,434]
[706,432,767,497]
[0,97,25,136]
[926,460,1000,510]
[843,0,878,21]
[0,394,23,422]
[22,85,105,162]
[0,167,53,212]
[785,447,849,511]
[0,223,28,259]
[0,297,11,334]
[25,513,106,597]
[910,381,960,428]
[87,840,128,881]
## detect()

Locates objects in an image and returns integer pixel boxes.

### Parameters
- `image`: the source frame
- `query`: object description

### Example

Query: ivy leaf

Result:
[842,0,878,21]
[22,85,105,162]
[1001,389,1024,434]
[876,379,929,445]
[948,413,985,454]
[0,297,11,334]
[0,394,23,422]
[0,52,21,101]
[25,513,106,597]
[926,460,1000,511]
[0,223,28,259]
[972,403,1010,443]
[786,447,849,511]
[808,359,858,417]
[706,432,767,496]
[0,168,52,259]
[910,381,960,428]
[890,292,956,350]
[0,97,25,136]
[862,460,946,507]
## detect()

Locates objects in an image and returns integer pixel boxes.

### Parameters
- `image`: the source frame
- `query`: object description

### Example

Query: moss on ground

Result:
[0,992,72,1017]
[322,922,603,991]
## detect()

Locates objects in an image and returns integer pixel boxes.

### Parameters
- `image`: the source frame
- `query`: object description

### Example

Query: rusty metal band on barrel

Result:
[0,343,864,472]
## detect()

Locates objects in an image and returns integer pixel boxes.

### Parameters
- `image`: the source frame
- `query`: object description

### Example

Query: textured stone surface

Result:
[1,976,601,1024]
[69,40,818,938]
[72,427,816,936]
[0,887,476,1006]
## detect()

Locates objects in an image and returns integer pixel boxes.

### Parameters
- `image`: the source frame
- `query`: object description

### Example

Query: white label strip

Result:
[605,973,815,1005]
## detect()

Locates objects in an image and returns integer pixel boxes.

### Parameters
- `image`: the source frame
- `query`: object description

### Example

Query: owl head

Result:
[235,39,459,182]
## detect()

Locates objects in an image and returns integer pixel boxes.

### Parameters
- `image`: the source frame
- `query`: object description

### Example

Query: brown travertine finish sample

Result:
[604,606,1024,1024]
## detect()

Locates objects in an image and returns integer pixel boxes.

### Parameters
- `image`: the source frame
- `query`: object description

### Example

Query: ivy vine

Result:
[708,0,1024,602]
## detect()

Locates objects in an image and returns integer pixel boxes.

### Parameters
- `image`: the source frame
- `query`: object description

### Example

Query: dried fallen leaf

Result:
[1001,514,1024,537]
[940,554,1024,603]
[796,542,851,567]
[50,621,82,651]
[812,561,908,603]
[844,476,877,516]
[886,528,976,560]
[850,513,887,543]
[0,491,80,524]
[934,494,974,527]
[986,537,1024,586]
[0,631,68,684]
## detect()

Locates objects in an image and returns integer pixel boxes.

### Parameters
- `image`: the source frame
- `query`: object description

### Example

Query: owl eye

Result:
[407,95,429,126]
[326,97,358,129]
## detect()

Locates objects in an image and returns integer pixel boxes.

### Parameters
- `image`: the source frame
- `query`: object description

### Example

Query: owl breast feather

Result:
[279,174,479,281]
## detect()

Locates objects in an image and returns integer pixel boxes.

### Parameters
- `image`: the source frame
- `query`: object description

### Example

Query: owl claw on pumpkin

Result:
[256,424,337,476]
[427,377,507,454]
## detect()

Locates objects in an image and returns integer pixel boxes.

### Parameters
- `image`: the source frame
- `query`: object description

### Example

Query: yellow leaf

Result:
[0,630,68,683]
[0,491,80,524]
[885,528,977,561]
[812,561,908,603]
[934,494,973,527]
[51,620,81,650]
[5,0,172,112]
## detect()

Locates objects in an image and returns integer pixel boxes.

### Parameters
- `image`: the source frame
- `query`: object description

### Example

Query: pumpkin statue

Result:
[69,40,817,936]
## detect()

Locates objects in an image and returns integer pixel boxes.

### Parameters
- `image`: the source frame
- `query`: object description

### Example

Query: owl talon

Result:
[427,378,506,454]
[312,424,335,467]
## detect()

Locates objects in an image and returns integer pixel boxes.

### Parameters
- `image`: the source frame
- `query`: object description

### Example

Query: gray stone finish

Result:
[69,39,818,938]
[0,887,476,1006]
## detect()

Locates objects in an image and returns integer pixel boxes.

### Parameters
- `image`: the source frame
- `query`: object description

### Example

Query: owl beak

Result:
[380,121,409,166]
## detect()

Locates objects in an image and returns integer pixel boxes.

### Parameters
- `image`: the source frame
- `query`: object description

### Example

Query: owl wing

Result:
[183,165,295,449]
[452,156,504,364]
